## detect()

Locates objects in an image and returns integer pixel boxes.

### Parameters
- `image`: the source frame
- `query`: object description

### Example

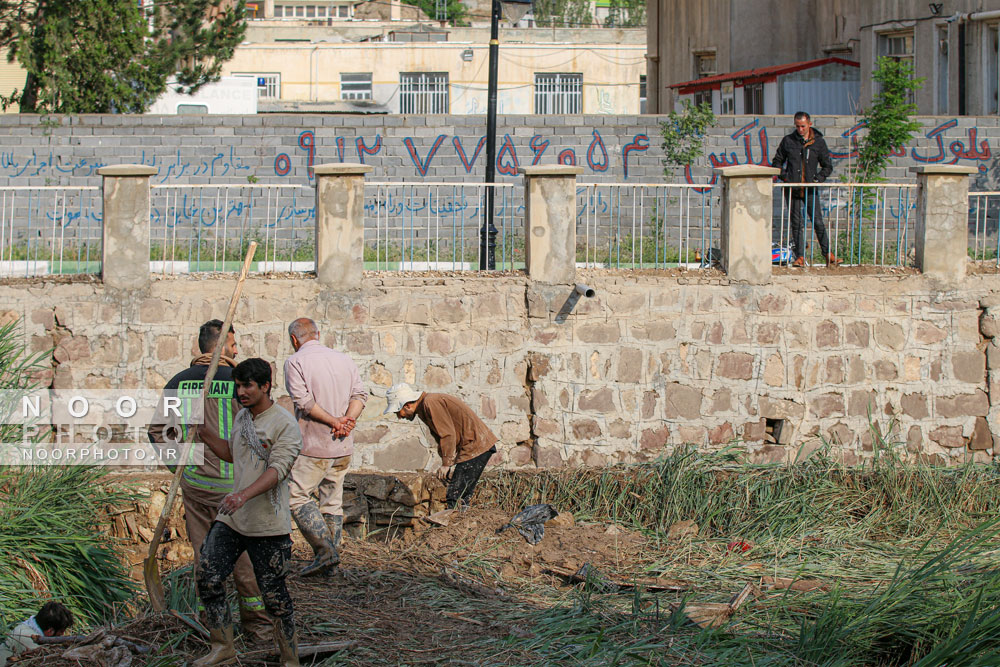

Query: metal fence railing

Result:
[773,183,918,267]
[364,182,521,271]
[149,184,312,274]
[969,192,1000,266]
[577,183,719,269]
[0,186,102,277]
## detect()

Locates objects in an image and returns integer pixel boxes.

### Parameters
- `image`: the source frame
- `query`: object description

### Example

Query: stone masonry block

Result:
[758,397,805,420]
[716,352,754,380]
[936,391,989,418]
[952,349,986,384]
[578,388,614,413]
[816,320,840,348]
[664,384,702,420]
[811,393,845,419]
[875,321,906,350]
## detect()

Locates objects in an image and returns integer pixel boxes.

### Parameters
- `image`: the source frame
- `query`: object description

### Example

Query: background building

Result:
[646,0,1000,116]
[223,25,646,115]
[646,0,859,113]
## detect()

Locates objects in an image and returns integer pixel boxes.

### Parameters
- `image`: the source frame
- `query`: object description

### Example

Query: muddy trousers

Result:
[785,189,830,260]
[182,488,270,635]
[197,521,295,643]
[446,445,497,509]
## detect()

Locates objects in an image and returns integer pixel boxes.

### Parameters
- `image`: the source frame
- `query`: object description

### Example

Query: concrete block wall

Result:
[1,114,999,189]
[1,271,997,471]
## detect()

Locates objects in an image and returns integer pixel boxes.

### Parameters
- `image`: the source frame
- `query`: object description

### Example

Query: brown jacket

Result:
[414,393,498,466]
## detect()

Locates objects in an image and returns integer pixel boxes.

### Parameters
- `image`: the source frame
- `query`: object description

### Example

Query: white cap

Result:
[384,383,423,415]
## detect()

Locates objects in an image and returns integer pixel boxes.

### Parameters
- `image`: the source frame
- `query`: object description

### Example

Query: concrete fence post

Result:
[910,165,977,284]
[314,163,372,288]
[521,165,583,283]
[715,165,779,285]
[98,164,157,290]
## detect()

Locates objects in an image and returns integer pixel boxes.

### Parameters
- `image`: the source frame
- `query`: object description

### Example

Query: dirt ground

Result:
[15,506,664,666]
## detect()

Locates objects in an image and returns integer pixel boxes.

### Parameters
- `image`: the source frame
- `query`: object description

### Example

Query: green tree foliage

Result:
[660,100,716,177]
[408,0,467,24]
[603,0,644,27]
[532,0,592,28]
[856,57,924,182]
[0,0,247,113]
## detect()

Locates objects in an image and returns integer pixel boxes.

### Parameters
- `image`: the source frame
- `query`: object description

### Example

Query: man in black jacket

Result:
[771,111,842,267]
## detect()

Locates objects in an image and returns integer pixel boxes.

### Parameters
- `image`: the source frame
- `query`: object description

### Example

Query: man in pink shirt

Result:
[284,318,367,577]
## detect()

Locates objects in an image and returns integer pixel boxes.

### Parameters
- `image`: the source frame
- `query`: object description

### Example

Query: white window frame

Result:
[400,72,450,114]
[233,73,280,100]
[720,82,735,114]
[534,73,583,114]
[341,72,373,101]
[743,82,764,114]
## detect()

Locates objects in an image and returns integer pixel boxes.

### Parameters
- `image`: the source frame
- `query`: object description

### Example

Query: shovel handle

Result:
[144,242,257,611]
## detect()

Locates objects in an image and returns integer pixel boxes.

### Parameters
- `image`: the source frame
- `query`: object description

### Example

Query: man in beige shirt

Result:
[385,383,498,509]
[147,320,272,641]
[197,358,303,667]
[283,318,367,577]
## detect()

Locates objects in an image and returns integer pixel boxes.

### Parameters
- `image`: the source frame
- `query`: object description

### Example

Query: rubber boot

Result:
[273,619,301,667]
[193,626,236,666]
[292,502,338,576]
[324,514,343,549]
[239,601,273,643]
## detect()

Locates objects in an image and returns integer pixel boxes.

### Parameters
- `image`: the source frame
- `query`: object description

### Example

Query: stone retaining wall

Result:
[2,269,996,470]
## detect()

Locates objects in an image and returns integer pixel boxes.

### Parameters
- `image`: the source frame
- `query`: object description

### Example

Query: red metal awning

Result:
[670,57,859,95]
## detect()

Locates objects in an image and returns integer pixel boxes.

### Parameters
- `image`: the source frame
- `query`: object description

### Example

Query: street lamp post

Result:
[480,0,531,271]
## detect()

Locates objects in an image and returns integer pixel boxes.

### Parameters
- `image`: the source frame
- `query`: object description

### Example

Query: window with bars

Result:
[639,75,646,114]
[342,72,372,100]
[534,73,582,114]
[275,4,342,17]
[744,82,763,114]
[878,30,916,103]
[234,73,280,99]
[399,72,449,114]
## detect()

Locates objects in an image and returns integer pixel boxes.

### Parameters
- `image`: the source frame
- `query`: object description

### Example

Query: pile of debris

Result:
[342,472,448,538]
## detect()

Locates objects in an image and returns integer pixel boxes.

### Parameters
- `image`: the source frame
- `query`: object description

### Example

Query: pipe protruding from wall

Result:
[575,283,595,298]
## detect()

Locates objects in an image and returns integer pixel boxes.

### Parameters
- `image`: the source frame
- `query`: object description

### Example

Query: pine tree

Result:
[856,57,923,182]
[604,0,644,27]
[407,0,468,25]
[0,0,247,113]
[532,0,592,28]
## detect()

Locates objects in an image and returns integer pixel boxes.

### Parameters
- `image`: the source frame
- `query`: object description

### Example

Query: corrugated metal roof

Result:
[670,57,859,95]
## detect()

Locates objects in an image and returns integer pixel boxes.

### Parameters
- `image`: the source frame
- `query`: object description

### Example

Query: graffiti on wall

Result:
[682,118,994,192]
[0,147,252,182]
[271,129,649,181]
[3,116,1000,233]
